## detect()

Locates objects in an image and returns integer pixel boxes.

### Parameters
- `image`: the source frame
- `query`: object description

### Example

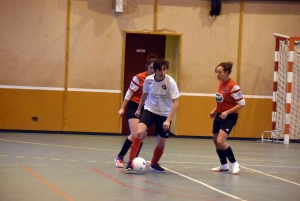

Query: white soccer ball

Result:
[132,157,146,172]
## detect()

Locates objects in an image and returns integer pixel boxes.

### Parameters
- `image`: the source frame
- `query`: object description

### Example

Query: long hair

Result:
[153,58,169,72]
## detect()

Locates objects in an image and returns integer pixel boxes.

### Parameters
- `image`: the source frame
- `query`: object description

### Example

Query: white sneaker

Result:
[232,161,240,175]
[212,164,229,172]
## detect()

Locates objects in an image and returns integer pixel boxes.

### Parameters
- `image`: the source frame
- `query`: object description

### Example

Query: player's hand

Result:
[208,111,216,119]
[219,112,228,119]
[135,109,141,118]
[118,109,124,117]
[163,120,170,132]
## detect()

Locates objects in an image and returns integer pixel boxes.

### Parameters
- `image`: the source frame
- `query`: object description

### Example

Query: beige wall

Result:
[1,0,300,137]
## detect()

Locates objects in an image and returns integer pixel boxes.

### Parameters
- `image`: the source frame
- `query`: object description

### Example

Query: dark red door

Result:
[122,33,166,135]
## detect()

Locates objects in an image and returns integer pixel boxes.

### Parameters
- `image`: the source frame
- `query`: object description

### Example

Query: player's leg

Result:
[150,114,169,173]
[220,113,240,174]
[115,118,139,168]
[115,101,139,167]
[125,123,148,171]
[212,114,229,172]
[126,110,154,171]
[136,105,147,157]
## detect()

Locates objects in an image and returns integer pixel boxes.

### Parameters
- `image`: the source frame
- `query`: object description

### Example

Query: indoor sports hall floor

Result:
[0,132,299,201]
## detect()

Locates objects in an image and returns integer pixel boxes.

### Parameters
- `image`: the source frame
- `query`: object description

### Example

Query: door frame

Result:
[119,30,182,135]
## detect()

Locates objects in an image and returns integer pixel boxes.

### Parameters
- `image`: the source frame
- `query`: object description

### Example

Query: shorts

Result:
[139,110,170,138]
[212,113,238,135]
[127,100,144,120]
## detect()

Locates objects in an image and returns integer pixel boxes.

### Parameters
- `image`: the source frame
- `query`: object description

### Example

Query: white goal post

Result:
[261,33,300,144]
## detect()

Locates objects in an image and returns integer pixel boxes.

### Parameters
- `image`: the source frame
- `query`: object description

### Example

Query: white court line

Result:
[146,161,245,201]
[242,164,300,169]
[160,161,300,169]
[241,166,300,187]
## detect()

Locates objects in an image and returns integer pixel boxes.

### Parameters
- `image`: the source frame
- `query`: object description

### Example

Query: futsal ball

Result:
[132,157,146,172]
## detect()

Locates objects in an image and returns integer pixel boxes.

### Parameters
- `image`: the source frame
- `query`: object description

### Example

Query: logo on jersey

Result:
[216,93,223,102]
[237,91,243,98]
[162,84,167,90]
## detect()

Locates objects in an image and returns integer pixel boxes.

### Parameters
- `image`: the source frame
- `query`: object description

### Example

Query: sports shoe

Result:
[125,161,133,172]
[232,161,240,175]
[212,164,229,172]
[115,157,124,168]
[150,163,165,173]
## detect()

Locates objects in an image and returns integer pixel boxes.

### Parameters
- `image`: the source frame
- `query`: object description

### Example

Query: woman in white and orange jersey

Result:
[115,54,157,168]
[126,58,180,172]
[209,61,245,175]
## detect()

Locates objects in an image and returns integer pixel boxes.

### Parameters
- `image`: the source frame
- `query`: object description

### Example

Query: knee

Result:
[216,139,225,147]
[157,141,166,149]
[136,131,145,139]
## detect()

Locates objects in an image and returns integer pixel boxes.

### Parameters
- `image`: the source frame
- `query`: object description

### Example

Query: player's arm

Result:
[208,107,217,118]
[166,98,179,122]
[135,93,148,118]
[138,93,148,110]
[118,99,130,117]
[226,104,244,114]
[163,98,179,132]
[118,76,140,117]
[228,85,245,114]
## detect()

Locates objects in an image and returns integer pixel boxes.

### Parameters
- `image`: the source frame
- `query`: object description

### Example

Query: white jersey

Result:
[143,74,180,117]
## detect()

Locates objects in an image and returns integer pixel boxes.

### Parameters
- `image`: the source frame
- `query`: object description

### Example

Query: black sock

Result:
[117,138,132,157]
[224,146,236,163]
[216,149,227,165]
[136,142,143,157]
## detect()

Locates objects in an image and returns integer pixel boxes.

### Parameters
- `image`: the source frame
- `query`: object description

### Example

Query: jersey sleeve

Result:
[169,80,180,100]
[143,77,150,93]
[230,85,245,106]
[124,76,140,100]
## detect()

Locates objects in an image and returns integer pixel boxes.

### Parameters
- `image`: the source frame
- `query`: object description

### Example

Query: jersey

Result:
[143,74,180,117]
[215,78,245,113]
[124,72,148,104]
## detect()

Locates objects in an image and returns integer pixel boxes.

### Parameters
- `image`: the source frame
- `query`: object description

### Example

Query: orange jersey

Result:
[125,72,148,104]
[216,78,245,113]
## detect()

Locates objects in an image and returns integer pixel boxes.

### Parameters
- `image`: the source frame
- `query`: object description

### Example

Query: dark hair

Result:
[153,58,169,72]
[146,53,158,67]
[215,61,233,75]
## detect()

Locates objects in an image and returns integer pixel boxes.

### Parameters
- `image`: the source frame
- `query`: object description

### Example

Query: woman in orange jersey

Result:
[208,61,245,175]
[115,54,157,168]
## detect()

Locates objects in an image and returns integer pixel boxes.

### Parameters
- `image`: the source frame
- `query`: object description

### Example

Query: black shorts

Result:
[139,110,170,138]
[127,100,144,120]
[212,113,238,135]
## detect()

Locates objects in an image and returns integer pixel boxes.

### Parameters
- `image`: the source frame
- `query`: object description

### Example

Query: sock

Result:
[224,146,236,163]
[216,149,227,165]
[136,142,144,157]
[151,146,164,165]
[117,138,132,158]
[129,137,142,161]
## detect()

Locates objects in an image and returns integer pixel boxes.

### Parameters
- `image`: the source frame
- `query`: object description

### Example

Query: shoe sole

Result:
[212,169,229,172]
[125,168,142,174]
[233,168,240,175]
[150,167,165,173]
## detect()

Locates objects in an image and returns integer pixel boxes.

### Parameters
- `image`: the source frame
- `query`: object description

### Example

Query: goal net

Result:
[262,34,300,144]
